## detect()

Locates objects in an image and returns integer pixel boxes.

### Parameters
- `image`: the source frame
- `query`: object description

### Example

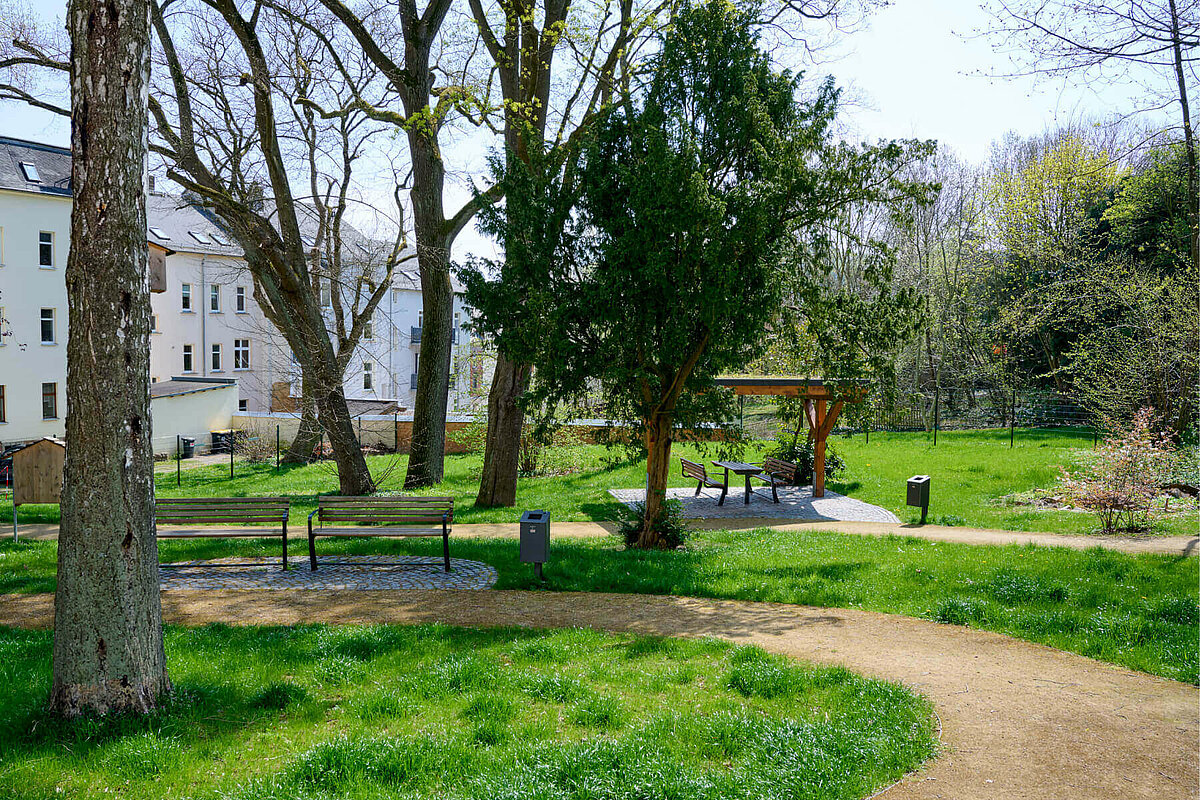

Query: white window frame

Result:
[38,231,54,268]
[40,308,55,344]
[181,283,192,312]
[41,382,57,419]
[363,361,373,391]
[211,343,222,371]
[233,338,250,370]
[235,286,247,312]
[209,284,221,313]
[182,344,194,373]
[238,399,249,412]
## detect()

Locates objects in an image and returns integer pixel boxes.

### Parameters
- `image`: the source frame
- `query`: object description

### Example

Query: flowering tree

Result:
[1059,408,1180,532]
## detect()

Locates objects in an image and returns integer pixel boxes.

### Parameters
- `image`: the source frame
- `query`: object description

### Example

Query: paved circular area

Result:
[1,589,1193,799]
[609,486,902,523]
[158,556,498,590]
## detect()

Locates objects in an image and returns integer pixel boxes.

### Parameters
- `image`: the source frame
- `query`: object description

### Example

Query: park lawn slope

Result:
[2,527,1196,684]
[0,624,935,800]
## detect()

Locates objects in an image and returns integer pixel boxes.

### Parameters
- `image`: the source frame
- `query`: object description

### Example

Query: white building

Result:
[0,135,488,451]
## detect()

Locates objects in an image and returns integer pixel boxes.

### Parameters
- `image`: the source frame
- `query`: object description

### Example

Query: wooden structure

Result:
[714,377,868,498]
[156,497,291,569]
[680,458,728,504]
[308,496,454,572]
[12,437,65,506]
[10,437,66,541]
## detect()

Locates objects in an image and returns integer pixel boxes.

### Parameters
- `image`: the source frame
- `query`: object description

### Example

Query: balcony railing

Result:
[410,372,418,391]
[410,325,422,345]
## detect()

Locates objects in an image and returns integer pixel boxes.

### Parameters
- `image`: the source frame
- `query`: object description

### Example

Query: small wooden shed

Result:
[12,436,66,506]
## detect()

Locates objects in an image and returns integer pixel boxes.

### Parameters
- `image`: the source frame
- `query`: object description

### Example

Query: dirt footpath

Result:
[1,590,1195,799]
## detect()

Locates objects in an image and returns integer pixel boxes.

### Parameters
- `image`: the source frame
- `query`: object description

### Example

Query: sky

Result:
[0,0,1166,258]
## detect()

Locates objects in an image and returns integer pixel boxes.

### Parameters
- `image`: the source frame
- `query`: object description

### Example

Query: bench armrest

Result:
[307,508,320,523]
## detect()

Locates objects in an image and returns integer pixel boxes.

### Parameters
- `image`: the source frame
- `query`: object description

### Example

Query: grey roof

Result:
[151,377,237,399]
[147,193,244,257]
[0,137,71,197]
[345,398,404,416]
[0,136,451,290]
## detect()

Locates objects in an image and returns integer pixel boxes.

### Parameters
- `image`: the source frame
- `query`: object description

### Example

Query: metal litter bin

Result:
[180,437,196,459]
[907,475,930,524]
[519,510,549,579]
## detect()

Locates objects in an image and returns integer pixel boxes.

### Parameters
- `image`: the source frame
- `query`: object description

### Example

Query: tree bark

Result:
[282,372,322,464]
[50,0,169,716]
[1167,0,1198,271]
[476,353,532,506]
[639,412,674,548]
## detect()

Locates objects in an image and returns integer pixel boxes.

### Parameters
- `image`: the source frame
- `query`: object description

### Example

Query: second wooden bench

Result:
[308,496,454,572]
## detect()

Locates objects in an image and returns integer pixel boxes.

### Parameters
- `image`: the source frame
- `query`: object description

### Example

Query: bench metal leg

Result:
[772,482,779,503]
[282,519,289,571]
[308,518,318,571]
[694,480,703,496]
[717,483,728,506]
[442,523,451,572]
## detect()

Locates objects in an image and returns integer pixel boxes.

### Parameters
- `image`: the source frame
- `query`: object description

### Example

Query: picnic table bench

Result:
[155,497,291,569]
[753,457,801,503]
[308,496,454,572]
[681,457,728,505]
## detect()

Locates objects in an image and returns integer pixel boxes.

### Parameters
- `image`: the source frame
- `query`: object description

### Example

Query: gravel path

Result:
[609,486,902,522]
[1,589,1194,799]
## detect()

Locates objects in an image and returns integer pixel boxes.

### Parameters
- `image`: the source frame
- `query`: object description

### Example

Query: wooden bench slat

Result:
[154,496,290,569]
[157,531,286,538]
[309,495,454,572]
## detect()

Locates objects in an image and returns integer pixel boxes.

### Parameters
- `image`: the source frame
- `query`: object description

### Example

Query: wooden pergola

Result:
[714,377,868,498]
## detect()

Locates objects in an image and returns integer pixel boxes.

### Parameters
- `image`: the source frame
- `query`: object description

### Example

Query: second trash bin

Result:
[180,437,196,459]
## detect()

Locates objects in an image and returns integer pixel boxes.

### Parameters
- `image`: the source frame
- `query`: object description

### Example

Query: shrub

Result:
[616,499,691,549]
[232,423,275,464]
[767,435,844,485]
[1058,408,1181,532]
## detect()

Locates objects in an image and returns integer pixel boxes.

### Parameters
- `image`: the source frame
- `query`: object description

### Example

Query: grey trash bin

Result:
[519,510,549,579]
[180,437,196,459]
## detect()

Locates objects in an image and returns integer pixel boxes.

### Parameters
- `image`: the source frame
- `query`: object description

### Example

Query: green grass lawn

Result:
[6,427,1193,535]
[0,624,934,800]
[3,527,1196,683]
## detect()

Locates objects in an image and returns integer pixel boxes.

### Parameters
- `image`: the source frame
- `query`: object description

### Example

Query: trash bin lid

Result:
[520,510,548,522]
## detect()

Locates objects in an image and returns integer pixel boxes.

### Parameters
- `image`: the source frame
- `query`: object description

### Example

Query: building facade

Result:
[0,135,487,449]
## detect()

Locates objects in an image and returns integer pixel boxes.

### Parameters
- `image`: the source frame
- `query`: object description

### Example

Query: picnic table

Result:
[712,461,763,505]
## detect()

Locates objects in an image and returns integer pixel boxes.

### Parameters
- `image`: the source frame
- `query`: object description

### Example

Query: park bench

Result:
[155,497,291,569]
[681,457,728,505]
[753,457,801,503]
[308,496,453,572]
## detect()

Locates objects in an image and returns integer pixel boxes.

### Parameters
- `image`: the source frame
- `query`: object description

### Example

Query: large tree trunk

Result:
[312,359,374,495]
[282,373,321,464]
[50,0,169,716]
[403,124,453,489]
[476,353,532,506]
[638,412,674,548]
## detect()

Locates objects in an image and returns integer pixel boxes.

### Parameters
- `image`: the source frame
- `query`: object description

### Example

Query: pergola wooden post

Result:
[714,377,865,498]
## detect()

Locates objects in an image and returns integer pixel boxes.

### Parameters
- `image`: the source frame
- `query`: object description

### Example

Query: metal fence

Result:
[736,388,1097,442]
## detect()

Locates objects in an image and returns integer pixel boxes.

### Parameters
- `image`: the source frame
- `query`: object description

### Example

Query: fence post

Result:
[176,434,181,488]
[276,425,281,469]
[933,386,939,446]
[1010,386,1016,448]
[230,434,234,479]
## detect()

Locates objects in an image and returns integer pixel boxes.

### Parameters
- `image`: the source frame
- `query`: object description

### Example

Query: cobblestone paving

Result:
[609,486,900,523]
[160,556,498,591]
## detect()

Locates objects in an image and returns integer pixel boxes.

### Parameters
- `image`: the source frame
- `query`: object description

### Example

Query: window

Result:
[182,344,194,373]
[211,343,222,371]
[233,338,250,370]
[454,312,461,343]
[364,316,374,340]
[418,310,423,328]
[238,399,248,412]
[320,281,332,307]
[189,230,213,245]
[40,308,55,344]
[210,284,221,312]
[39,232,53,267]
[41,382,57,419]
[0,385,6,423]
[19,162,39,182]
[235,286,247,312]
[363,362,373,391]
[0,306,6,343]
[181,283,192,311]
[150,314,159,332]
[149,226,170,241]
[0,226,6,266]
